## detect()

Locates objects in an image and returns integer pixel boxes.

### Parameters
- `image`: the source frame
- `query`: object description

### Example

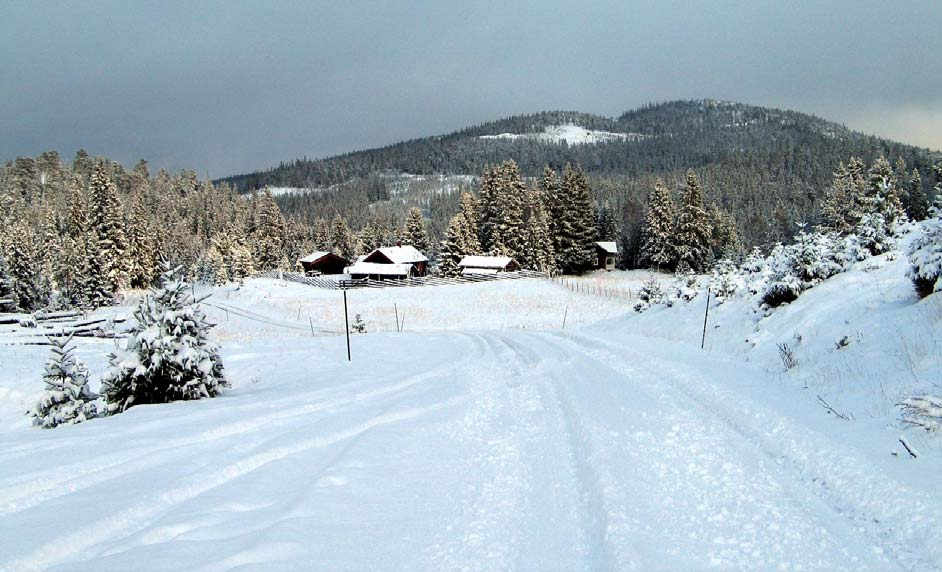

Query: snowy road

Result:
[1,328,939,571]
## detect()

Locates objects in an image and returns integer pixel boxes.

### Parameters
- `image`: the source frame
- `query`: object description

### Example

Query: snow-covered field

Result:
[1,262,941,571]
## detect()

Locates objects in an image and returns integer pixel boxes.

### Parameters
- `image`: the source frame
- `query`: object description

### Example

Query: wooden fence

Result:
[256,270,548,290]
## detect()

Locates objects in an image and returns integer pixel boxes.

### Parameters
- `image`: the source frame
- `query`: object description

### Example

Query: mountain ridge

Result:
[217,99,937,192]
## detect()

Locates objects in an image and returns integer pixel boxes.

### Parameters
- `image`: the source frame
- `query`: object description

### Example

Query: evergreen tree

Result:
[312,218,330,251]
[708,203,742,261]
[404,207,430,253]
[0,255,13,309]
[596,201,617,241]
[102,263,226,412]
[523,188,556,273]
[674,170,713,272]
[89,161,129,291]
[31,335,99,428]
[906,168,929,222]
[437,213,470,277]
[251,189,287,271]
[491,160,527,260]
[554,164,597,274]
[6,220,46,311]
[865,155,905,228]
[330,214,357,260]
[459,192,481,240]
[539,166,564,269]
[478,165,499,254]
[639,181,676,270]
[126,191,157,288]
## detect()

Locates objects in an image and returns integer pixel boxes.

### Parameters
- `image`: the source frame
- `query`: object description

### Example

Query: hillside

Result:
[219,100,937,194]
[218,100,940,255]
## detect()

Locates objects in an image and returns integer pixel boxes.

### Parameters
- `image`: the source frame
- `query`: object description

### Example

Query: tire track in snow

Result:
[554,330,938,571]
[0,400,459,572]
[0,332,487,519]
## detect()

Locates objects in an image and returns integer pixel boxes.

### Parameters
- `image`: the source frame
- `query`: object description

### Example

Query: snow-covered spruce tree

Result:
[6,219,47,312]
[101,263,226,412]
[0,254,13,309]
[251,189,287,271]
[89,161,129,292]
[819,158,868,235]
[673,170,713,273]
[708,203,741,262]
[634,277,664,312]
[907,196,942,298]
[329,214,357,261]
[596,201,617,242]
[555,164,597,274]
[478,164,500,254]
[31,335,99,428]
[126,190,157,288]
[539,166,564,271]
[438,209,481,278]
[523,188,556,273]
[906,168,929,222]
[404,207,430,254]
[639,180,676,271]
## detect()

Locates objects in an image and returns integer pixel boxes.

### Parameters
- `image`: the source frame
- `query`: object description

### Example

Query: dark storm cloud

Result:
[1,0,940,177]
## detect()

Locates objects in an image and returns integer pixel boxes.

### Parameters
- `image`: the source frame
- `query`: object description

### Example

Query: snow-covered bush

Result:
[761,231,844,308]
[906,200,942,298]
[101,263,226,412]
[855,213,895,256]
[671,270,700,303]
[633,277,664,312]
[898,394,942,432]
[31,335,100,428]
[710,259,742,303]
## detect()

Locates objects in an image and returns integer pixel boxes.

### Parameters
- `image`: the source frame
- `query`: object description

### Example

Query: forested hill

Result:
[218,100,938,193]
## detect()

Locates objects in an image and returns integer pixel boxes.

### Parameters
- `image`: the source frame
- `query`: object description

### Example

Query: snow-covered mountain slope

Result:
[1,266,940,571]
[479,123,643,145]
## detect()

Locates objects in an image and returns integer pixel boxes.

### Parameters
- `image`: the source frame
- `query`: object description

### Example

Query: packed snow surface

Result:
[1,261,941,571]
[479,124,642,145]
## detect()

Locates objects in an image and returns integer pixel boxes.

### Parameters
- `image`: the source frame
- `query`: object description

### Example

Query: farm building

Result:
[346,262,415,281]
[361,244,429,277]
[595,242,618,271]
[297,251,350,275]
[458,255,519,275]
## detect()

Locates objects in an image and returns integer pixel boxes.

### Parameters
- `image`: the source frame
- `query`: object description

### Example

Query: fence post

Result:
[394,303,400,332]
[701,287,712,350]
[562,306,569,330]
[343,289,351,361]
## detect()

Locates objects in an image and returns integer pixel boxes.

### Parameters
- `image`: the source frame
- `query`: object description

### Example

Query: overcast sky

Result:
[2,1,940,178]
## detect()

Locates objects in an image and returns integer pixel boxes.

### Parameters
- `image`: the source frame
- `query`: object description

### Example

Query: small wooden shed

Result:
[297,251,350,275]
[458,255,519,275]
[595,242,618,271]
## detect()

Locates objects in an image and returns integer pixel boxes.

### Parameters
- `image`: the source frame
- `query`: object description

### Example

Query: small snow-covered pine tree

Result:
[101,263,226,412]
[31,335,99,428]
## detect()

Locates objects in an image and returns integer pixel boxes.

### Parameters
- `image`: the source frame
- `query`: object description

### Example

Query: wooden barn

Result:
[297,251,350,275]
[458,255,519,275]
[595,242,618,271]
[360,244,429,277]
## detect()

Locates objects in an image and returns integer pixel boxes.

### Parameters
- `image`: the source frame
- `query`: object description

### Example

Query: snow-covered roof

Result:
[462,267,500,275]
[458,255,516,269]
[298,251,330,264]
[369,245,428,264]
[346,262,413,276]
[595,241,618,254]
